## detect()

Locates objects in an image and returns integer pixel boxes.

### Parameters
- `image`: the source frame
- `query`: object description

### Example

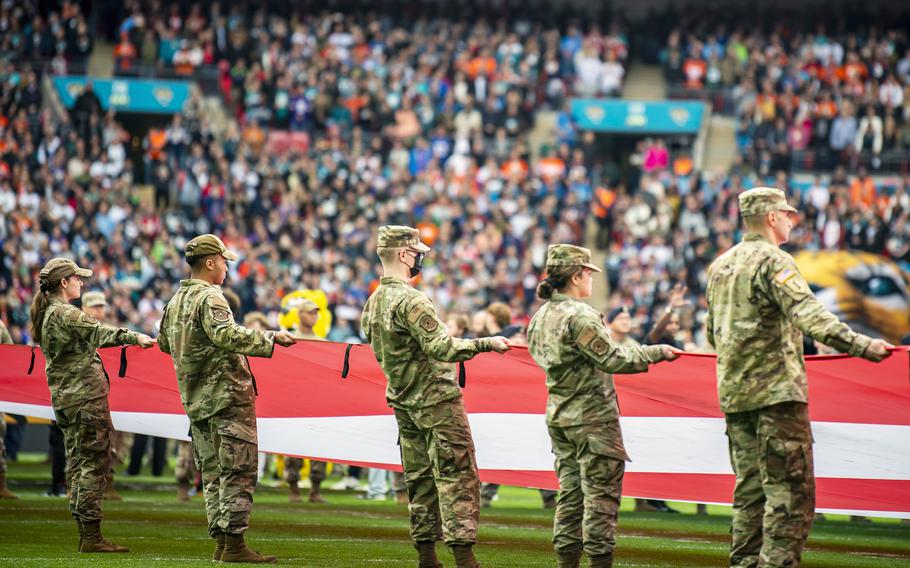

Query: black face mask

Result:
[408,252,425,278]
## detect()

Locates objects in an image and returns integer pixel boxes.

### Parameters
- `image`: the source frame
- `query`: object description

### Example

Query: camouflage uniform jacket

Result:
[706,233,873,414]
[361,276,494,410]
[158,279,276,422]
[527,293,666,458]
[40,297,139,410]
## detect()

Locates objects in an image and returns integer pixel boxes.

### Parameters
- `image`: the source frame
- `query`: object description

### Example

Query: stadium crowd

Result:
[3,2,910,354]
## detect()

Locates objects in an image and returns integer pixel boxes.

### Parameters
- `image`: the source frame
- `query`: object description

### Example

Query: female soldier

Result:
[527,245,679,568]
[30,258,155,553]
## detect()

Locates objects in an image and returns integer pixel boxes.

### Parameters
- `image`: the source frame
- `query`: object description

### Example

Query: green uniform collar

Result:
[742,232,773,244]
[549,292,573,303]
[179,278,217,289]
[379,276,409,286]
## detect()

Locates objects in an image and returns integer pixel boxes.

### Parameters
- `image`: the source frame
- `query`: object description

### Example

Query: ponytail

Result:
[536,266,583,300]
[30,276,63,344]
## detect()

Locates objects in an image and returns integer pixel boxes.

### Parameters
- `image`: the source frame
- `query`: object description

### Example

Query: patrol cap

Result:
[296,298,319,312]
[81,291,107,307]
[738,187,798,218]
[39,258,93,281]
[243,311,270,329]
[377,225,431,252]
[606,305,630,323]
[184,234,239,261]
[546,244,602,272]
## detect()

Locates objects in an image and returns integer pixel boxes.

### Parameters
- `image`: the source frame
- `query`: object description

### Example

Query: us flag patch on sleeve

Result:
[774,268,797,285]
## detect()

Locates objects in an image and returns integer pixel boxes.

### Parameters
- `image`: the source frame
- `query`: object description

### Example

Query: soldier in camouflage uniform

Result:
[0,318,17,500]
[527,245,679,568]
[80,291,125,503]
[30,258,155,553]
[157,234,296,564]
[285,298,329,503]
[706,188,892,568]
[361,226,511,568]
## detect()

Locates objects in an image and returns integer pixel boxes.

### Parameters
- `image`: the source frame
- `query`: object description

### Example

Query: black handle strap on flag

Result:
[118,346,129,377]
[341,344,354,379]
[458,362,466,388]
[245,355,258,396]
[27,346,37,374]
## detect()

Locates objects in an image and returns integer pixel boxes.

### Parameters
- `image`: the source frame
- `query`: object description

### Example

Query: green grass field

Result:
[1,454,908,567]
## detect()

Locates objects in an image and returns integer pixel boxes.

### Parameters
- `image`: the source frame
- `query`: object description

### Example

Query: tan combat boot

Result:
[212,531,226,561]
[588,552,613,568]
[104,484,123,501]
[415,541,443,568]
[288,481,302,503]
[0,473,19,499]
[79,520,129,553]
[556,548,582,568]
[308,479,327,504]
[177,481,191,502]
[219,532,277,563]
[451,544,480,568]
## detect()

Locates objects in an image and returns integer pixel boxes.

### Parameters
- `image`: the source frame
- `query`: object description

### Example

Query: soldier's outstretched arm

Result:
[65,306,139,348]
[761,257,874,358]
[201,292,276,357]
[572,312,667,374]
[400,295,493,362]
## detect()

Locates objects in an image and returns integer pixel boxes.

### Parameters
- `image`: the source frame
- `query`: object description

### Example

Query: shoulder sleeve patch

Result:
[577,326,597,348]
[211,308,231,324]
[774,268,797,286]
[590,337,609,356]
[80,313,98,326]
[418,314,438,332]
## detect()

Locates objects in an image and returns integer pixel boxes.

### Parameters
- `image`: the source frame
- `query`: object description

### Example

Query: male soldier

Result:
[0,318,17,499]
[706,187,892,568]
[361,226,511,568]
[79,291,126,502]
[157,234,297,564]
[284,298,329,504]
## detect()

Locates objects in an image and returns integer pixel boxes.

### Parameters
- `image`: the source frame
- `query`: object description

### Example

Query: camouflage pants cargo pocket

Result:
[191,405,259,536]
[549,424,625,558]
[726,402,814,568]
[55,397,113,523]
[395,398,480,547]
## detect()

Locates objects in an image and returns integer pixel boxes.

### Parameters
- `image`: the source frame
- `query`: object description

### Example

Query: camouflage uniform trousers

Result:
[190,404,259,536]
[548,422,625,558]
[726,401,815,568]
[175,440,197,485]
[54,396,114,523]
[394,397,480,546]
[284,458,327,485]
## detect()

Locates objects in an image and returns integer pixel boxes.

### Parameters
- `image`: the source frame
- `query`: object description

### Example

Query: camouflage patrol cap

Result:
[296,298,319,312]
[546,244,602,272]
[39,258,93,281]
[377,225,431,252]
[184,234,239,261]
[243,311,270,329]
[81,291,107,307]
[738,187,798,217]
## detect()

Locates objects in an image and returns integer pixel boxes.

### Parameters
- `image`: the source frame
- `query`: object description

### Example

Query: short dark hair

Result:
[186,254,215,269]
